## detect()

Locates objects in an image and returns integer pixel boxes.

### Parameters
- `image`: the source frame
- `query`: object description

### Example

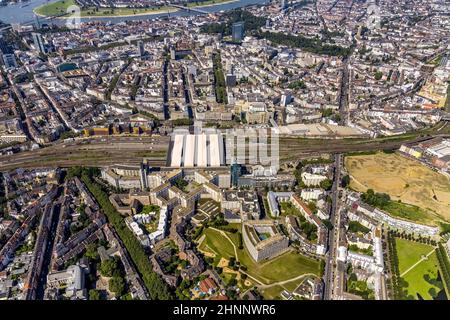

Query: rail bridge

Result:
[171,4,210,15]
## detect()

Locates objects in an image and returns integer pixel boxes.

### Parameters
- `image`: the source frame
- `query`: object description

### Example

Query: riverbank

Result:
[34,0,178,18]
[186,0,239,8]
[34,0,238,19]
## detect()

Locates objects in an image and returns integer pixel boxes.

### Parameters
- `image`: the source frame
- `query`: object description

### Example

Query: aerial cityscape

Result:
[0,0,449,302]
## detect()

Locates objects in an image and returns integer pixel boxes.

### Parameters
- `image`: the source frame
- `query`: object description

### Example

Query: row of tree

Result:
[361,189,391,208]
[389,229,437,246]
[80,169,173,299]
[386,231,411,299]
[256,31,351,57]
[200,9,266,36]
[436,244,450,296]
[212,52,228,104]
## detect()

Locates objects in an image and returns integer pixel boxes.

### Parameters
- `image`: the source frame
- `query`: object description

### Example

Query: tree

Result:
[109,276,126,297]
[307,201,317,214]
[319,260,326,277]
[100,257,121,278]
[228,278,237,287]
[321,108,333,118]
[374,71,383,80]
[173,177,188,191]
[320,179,333,191]
[89,289,101,300]
[321,219,333,230]
[81,173,172,299]
[341,175,350,188]
[84,243,99,261]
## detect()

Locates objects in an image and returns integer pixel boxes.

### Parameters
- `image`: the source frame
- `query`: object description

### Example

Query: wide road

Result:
[323,154,342,299]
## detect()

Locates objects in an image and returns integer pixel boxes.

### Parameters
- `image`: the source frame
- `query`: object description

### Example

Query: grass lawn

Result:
[34,0,76,16]
[35,0,176,17]
[260,285,286,300]
[199,226,320,286]
[255,251,319,283]
[34,0,234,18]
[396,238,435,274]
[395,238,443,299]
[383,201,431,224]
[79,6,176,17]
[186,0,236,7]
[198,228,235,264]
[260,276,311,300]
[280,201,302,217]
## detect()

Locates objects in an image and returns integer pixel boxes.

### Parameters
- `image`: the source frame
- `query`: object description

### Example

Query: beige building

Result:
[242,220,289,262]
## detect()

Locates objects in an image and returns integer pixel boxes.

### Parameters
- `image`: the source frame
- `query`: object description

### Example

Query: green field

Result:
[396,238,444,300]
[34,0,234,18]
[186,0,236,7]
[198,226,320,292]
[259,285,287,300]
[383,201,432,224]
[34,0,76,16]
[198,228,236,261]
[34,0,175,17]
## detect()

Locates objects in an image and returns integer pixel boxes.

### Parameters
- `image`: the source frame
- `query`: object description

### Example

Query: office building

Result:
[32,33,46,54]
[1,53,16,69]
[232,22,245,42]
[137,40,145,56]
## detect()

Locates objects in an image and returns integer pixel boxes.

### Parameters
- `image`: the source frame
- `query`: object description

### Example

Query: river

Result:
[0,0,268,25]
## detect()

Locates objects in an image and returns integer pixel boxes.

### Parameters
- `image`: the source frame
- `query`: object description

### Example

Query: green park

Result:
[197,225,321,299]
[34,0,235,18]
[395,238,444,300]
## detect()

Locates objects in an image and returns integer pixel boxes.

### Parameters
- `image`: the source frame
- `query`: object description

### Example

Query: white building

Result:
[301,172,327,187]
[300,189,324,201]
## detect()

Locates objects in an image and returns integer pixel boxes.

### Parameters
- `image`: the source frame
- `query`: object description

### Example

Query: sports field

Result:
[345,152,450,223]
[395,238,443,300]
[197,226,320,297]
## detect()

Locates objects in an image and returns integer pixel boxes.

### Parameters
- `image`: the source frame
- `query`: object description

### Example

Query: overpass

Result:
[171,4,210,15]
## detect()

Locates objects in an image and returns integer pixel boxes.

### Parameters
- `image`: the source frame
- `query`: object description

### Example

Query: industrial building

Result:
[169,133,225,168]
